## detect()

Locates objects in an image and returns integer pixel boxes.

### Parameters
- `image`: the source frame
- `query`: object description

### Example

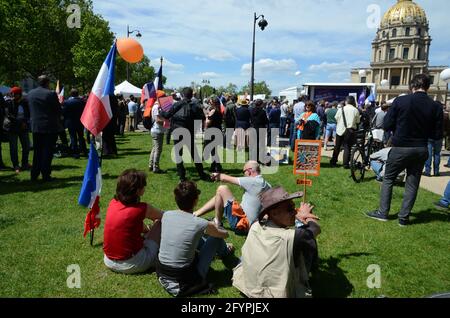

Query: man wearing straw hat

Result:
[232,186,320,298]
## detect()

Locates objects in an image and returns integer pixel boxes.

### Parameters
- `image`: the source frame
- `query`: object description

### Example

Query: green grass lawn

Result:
[1,132,449,298]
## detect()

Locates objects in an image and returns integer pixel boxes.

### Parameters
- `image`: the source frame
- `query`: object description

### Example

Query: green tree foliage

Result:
[217,83,238,95]
[0,0,148,94]
[115,55,160,89]
[0,0,81,85]
[71,11,114,91]
[240,81,272,97]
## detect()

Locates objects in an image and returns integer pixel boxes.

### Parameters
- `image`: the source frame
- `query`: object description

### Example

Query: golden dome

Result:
[381,0,427,27]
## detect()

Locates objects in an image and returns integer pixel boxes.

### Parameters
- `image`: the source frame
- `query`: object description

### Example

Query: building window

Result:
[417,28,421,36]
[382,31,386,38]
[430,76,435,85]
[403,47,409,60]
[361,77,367,84]
[392,28,397,37]
[378,50,382,61]
[405,27,410,36]
[391,76,401,86]
[417,47,422,60]
[389,48,395,60]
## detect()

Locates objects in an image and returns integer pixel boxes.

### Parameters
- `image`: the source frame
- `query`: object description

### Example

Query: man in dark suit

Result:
[27,75,63,181]
[160,87,208,182]
[366,74,443,226]
[62,88,87,158]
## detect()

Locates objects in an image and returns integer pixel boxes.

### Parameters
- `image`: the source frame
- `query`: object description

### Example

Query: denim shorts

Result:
[223,199,240,231]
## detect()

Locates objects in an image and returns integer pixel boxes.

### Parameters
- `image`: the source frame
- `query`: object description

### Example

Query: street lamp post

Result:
[250,13,268,102]
[126,24,142,82]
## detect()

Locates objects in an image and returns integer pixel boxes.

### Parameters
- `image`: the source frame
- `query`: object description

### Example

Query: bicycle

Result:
[350,129,384,183]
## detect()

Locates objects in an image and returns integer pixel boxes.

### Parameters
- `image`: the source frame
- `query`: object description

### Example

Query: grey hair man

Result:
[194,161,271,234]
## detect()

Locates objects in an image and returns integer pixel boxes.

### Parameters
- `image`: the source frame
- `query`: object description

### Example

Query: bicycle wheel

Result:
[350,146,366,183]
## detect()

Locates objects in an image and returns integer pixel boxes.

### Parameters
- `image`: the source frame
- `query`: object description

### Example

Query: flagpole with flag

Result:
[55,81,65,104]
[142,57,164,118]
[80,42,117,136]
[79,140,102,245]
[78,42,116,244]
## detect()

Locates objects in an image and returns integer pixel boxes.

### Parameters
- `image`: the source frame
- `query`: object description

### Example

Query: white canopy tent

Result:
[114,81,142,98]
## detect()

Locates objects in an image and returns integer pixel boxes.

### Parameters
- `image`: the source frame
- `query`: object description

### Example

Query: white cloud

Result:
[241,58,298,76]
[92,0,450,89]
[308,61,369,73]
[199,72,220,79]
[150,57,184,74]
[208,51,238,61]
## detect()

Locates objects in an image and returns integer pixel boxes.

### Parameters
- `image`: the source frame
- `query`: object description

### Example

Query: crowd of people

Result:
[103,164,321,297]
[1,73,449,297]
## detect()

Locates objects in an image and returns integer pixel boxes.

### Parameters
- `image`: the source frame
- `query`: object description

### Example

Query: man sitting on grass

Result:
[156,181,234,297]
[194,160,271,235]
[232,186,320,298]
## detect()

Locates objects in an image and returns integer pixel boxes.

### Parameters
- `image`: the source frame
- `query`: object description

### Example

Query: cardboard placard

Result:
[293,139,322,176]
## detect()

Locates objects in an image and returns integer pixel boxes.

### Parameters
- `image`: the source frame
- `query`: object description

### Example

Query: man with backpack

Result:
[160,87,208,182]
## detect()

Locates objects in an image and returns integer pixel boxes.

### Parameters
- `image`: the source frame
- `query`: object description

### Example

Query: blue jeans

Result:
[325,123,337,140]
[439,180,450,207]
[280,117,287,137]
[290,126,297,151]
[370,160,383,180]
[196,236,228,279]
[9,131,30,168]
[425,139,443,175]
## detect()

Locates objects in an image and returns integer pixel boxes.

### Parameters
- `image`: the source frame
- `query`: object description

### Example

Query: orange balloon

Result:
[116,38,144,63]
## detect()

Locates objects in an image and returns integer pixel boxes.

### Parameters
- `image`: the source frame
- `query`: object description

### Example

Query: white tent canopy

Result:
[114,81,141,98]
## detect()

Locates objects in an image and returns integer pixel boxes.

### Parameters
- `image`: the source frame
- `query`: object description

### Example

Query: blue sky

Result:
[92,0,450,94]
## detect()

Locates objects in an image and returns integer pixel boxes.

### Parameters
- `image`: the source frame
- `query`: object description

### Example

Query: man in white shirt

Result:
[293,97,306,122]
[194,161,271,234]
[280,100,289,137]
[128,95,138,132]
[330,96,360,168]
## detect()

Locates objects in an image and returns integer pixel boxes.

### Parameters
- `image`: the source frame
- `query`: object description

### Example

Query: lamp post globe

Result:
[440,68,450,84]
[126,25,142,81]
[250,13,268,102]
[380,79,389,87]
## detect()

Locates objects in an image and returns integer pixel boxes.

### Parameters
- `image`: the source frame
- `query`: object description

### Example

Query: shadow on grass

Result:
[0,215,17,230]
[0,173,116,195]
[310,252,371,298]
[207,255,241,290]
[412,209,450,225]
[52,164,80,171]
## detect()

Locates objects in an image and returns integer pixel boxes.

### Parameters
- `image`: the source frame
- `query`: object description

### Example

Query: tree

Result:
[71,9,114,92]
[240,81,272,97]
[217,83,238,95]
[0,0,115,92]
[0,0,81,85]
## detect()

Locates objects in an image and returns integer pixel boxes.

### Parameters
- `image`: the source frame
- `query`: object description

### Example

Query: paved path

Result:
[321,146,449,196]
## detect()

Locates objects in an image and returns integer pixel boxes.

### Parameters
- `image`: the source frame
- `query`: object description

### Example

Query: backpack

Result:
[225,104,236,128]
[301,120,319,140]
[172,100,192,126]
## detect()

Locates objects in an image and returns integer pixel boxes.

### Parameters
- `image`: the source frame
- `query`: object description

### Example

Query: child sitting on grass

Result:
[103,169,164,274]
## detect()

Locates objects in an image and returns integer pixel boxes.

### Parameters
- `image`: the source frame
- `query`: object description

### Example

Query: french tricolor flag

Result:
[78,141,102,238]
[142,81,157,118]
[81,43,117,136]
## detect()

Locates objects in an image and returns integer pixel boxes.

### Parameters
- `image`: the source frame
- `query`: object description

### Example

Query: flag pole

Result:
[303,172,307,203]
